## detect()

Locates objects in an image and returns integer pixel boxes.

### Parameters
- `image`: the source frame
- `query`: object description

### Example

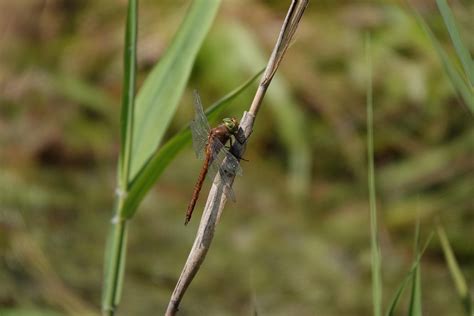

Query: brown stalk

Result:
[165,1,309,315]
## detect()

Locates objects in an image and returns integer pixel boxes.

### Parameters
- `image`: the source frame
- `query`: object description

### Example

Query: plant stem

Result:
[101,0,137,314]
[366,33,382,316]
[165,1,309,314]
[102,195,129,316]
[249,0,308,117]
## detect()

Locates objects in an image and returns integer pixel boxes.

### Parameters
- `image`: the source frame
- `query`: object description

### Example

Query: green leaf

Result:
[366,33,382,316]
[408,217,422,316]
[437,224,472,315]
[118,0,138,189]
[436,0,474,86]
[386,273,411,316]
[414,11,474,113]
[122,69,263,218]
[129,0,221,180]
[385,233,433,316]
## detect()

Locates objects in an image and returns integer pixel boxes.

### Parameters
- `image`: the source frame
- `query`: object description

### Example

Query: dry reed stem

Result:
[165,1,309,315]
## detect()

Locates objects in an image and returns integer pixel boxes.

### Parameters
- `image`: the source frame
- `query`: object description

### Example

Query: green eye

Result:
[222,118,238,133]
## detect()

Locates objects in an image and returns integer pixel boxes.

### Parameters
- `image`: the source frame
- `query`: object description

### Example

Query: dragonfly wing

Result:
[190,122,208,160]
[207,140,223,181]
[209,140,242,202]
[190,91,211,159]
[193,91,211,130]
[220,149,242,202]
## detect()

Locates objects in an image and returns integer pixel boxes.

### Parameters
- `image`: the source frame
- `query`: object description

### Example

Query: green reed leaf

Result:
[128,0,221,181]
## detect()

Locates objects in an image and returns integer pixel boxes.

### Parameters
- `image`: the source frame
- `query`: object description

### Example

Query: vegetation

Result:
[0,1,471,315]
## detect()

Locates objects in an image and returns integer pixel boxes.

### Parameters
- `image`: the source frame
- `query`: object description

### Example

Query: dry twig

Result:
[165,1,309,315]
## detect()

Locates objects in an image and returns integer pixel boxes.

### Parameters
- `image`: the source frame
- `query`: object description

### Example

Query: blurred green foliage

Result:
[0,1,472,315]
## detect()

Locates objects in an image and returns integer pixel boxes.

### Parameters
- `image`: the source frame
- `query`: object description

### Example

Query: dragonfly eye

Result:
[223,117,239,134]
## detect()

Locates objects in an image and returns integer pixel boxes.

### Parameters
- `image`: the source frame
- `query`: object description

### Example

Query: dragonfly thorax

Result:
[222,117,239,135]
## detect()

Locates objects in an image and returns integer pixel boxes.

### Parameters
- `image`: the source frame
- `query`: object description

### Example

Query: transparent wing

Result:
[208,139,243,202]
[190,90,211,160]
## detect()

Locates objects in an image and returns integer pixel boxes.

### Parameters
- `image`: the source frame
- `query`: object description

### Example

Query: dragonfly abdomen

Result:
[185,123,235,225]
[185,142,213,225]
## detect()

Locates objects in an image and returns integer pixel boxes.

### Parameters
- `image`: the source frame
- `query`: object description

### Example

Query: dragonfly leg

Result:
[235,131,247,145]
[228,137,249,162]
[225,138,236,152]
[239,156,250,162]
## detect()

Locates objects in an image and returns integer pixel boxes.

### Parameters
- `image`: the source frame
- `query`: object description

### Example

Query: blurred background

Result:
[0,0,472,315]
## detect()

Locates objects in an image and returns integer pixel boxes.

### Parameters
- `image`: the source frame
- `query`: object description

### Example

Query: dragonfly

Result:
[185,91,243,225]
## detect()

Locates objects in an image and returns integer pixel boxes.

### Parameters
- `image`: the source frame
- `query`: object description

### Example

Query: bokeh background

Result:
[0,0,472,315]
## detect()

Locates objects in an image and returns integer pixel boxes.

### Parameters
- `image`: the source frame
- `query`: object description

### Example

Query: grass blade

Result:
[119,0,138,189]
[436,0,474,86]
[123,69,263,217]
[414,11,474,113]
[386,233,433,316]
[129,0,221,180]
[386,274,411,316]
[437,224,472,315]
[407,217,422,315]
[103,2,223,313]
[366,33,382,316]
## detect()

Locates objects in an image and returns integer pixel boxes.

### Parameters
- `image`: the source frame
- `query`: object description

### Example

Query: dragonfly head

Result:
[223,117,239,135]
